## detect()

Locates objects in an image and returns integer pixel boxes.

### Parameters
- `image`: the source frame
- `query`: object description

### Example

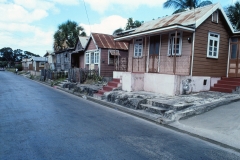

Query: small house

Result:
[114,3,240,95]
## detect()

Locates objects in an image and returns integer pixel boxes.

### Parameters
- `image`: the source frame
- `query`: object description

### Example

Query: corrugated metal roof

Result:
[91,33,128,50]
[132,3,219,34]
[32,57,47,62]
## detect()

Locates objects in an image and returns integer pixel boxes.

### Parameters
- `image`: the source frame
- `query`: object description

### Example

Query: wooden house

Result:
[71,36,89,68]
[84,33,128,80]
[114,3,240,95]
[44,50,56,70]
[55,48,73,71]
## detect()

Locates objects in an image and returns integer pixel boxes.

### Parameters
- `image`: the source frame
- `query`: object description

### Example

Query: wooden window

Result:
[94,51,99,64]
[134,38,143,57]
[207,32,220,58]
[91,52,94,64]
[149,35,160,55]
[108,50,120,65]
[168,32,182,56]
[212,10,218,23]
[85,52,90,64]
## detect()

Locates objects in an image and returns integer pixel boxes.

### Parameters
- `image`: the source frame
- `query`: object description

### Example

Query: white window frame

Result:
[212,10,218,23]
[134,38,143,57]
[207,32,220,58]
[94,51,99,64]
[85,52,90,64]
[168,32,182,56]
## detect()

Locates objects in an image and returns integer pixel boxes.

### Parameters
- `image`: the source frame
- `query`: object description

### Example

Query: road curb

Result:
[34,79,240,153]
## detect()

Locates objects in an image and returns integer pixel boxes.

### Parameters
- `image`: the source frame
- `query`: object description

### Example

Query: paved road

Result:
[171,100,240,149]
[1,71,240,160]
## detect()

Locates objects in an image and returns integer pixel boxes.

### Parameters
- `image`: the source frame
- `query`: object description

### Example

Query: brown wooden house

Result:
[84,33,128,80]
[114,3,240,95]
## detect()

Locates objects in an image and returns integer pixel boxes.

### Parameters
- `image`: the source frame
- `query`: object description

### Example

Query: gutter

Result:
[114,25,195,41]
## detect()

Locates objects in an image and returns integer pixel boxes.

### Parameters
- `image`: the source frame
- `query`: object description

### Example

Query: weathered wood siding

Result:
[79,52,84,68]
[127,37,148,72]
[193,12,230,77]
[86,39,97,50]
[159,32,192,75]
[100,48,128,77]
[127,33,191,75]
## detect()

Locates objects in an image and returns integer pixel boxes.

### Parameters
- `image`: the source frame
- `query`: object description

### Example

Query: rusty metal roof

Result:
[91,33,128,50]
[132,3,227,34]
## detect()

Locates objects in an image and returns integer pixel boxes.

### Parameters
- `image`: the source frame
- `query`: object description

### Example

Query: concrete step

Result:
[103,86,115,91]
[113,78,121,83]
[98,90,107,95]
[108,81,120,87]
[214,83,238,90]
[210,87,233,93]
[221,77,240,82]
[140,104,169,115]
[218,80,240,86]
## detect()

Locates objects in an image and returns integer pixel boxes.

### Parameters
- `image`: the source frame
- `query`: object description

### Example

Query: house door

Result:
[148,35,160,73]
[229,37,240,77]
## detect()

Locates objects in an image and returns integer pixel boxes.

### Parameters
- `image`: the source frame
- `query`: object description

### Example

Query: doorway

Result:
[229,37,240,77]
[148,35,160,73]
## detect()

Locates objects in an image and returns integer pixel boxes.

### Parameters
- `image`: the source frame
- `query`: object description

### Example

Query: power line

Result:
[82,0,92,33]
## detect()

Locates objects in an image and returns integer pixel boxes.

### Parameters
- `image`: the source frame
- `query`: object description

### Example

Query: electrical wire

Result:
[82,0,92,33]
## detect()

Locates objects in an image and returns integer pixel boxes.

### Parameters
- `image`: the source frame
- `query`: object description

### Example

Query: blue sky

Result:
[0,0,234,56]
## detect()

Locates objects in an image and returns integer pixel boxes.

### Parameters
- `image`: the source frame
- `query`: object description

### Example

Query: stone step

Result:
[140,104,169,115]
[98,90,107,95]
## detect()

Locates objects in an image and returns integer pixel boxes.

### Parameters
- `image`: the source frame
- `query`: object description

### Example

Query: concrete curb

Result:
[32,79,240,153]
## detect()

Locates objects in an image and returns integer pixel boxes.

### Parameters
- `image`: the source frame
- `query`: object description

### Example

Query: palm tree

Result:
[125,18,143,30]
[163,0,212,14]
[225,1,240,31]
[53,20,86,51]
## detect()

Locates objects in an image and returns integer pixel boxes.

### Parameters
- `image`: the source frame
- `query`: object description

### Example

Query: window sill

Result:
[206,56,218,59]
[167,55,182,57]
[133,56,143,59]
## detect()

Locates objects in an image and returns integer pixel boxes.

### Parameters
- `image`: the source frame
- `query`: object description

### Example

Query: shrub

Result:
[15,64,23,71]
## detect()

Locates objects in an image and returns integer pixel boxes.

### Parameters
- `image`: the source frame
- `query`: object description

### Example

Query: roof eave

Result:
[114,25,195,41]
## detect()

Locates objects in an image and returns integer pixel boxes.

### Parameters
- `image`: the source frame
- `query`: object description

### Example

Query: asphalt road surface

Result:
[1,71,240,160]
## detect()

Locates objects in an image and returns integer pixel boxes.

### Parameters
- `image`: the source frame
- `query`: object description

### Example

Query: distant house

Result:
[55,48,73,71]
[31,57,48,71]
[114,3,240,95]
[71,36,89,68]
[22,57,33,71]
[84,33,128,80]
[44,50,56,70]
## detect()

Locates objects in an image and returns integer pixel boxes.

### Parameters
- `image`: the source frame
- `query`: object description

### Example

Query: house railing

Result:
[126,55,191,75]
[114,57,128,71]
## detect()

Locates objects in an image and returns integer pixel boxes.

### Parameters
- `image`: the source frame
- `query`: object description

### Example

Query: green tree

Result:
[163,0,212,14]
[125,18,143,30]
[113,28,124,35]
[53,20,86,51]
[225,1,240,31]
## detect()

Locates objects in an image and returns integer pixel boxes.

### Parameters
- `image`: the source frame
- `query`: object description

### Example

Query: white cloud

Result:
[81,15,127,36]
[0,22,54,56]
[0,4,48,23]
[84,0,166,13]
